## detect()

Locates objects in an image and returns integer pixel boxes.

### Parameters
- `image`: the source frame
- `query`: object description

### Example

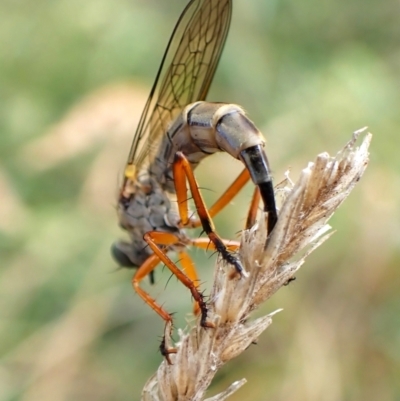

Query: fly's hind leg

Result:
[173,152,246,277]
[245,186,261,230]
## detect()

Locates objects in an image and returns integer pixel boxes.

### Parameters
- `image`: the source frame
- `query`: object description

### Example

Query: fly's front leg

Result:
[133,232,214,363]
[132,251,170,322]
[173,151,246,277]
[130,250,176,363]
[134,232,213,328]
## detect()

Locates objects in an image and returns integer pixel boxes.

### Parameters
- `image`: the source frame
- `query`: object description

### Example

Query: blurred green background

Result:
[1,0,399,400]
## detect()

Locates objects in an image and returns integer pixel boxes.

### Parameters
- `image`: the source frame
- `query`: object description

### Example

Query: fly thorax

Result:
[119,175,180,233]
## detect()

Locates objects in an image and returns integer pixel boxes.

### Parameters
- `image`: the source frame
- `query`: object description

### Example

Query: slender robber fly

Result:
[112,0,277,354]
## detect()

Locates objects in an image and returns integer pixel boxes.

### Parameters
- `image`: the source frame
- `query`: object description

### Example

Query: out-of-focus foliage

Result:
[0,0,399,400]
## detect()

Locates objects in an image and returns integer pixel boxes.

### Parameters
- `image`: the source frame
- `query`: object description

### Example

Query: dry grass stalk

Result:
[141,129,371,401]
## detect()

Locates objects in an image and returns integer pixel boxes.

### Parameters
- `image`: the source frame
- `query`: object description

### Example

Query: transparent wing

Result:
[124,0,232,180]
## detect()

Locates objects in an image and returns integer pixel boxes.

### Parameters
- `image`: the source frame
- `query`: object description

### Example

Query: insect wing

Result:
[124,0,232,182]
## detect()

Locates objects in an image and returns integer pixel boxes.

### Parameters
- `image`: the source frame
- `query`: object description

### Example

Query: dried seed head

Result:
[142,129,371,401]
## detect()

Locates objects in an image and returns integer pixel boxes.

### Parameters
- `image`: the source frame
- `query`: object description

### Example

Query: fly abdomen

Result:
[163,101,265,165]
[188,102,277,231]
[211,103,277,231]
[151,101,277,232]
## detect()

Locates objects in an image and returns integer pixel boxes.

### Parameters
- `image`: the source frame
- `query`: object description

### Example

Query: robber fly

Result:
[112,0,277,354]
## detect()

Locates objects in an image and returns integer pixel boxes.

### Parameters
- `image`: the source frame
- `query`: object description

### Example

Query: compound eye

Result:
[111,242,137,268]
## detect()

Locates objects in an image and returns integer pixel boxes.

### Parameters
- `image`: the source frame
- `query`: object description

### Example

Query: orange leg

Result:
[245,187,261,229]
[133,155,264,351]
[178,251,200,285]
[178,164,263,231]
[188,168,251,228]
[178,251,201,315]
[132,232,241,328]
[184,165,272,233]
[132,231,214,330]
[173,152,245,276]
[191,237,240,252]
[132,252,172,323]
